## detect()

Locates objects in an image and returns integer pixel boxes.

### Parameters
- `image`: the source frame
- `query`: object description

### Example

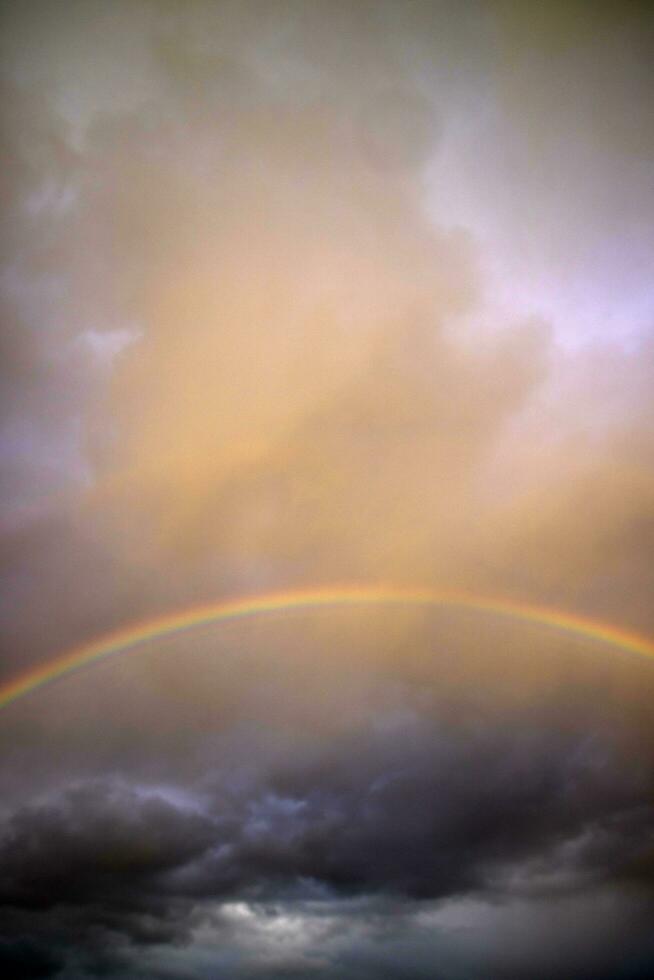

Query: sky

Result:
[1,1,654,977]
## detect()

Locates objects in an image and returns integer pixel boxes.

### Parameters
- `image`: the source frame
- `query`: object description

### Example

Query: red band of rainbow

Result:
[2,585,653,710]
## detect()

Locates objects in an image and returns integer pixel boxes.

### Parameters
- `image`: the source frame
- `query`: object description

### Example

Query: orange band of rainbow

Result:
[2,585,653,710]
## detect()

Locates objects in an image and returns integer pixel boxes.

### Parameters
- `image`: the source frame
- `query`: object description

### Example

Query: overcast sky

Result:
[1,2,654,978]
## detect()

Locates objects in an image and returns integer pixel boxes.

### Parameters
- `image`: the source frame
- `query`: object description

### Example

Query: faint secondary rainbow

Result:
[2,585,654,710]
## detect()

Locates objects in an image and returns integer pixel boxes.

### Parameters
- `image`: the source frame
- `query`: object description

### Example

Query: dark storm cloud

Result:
[2,710,654,977]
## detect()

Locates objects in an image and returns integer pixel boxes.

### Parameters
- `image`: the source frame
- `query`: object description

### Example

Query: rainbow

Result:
[2,585,654,710]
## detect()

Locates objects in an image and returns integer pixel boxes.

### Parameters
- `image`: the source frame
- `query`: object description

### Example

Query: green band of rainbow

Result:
[2,585,654,710]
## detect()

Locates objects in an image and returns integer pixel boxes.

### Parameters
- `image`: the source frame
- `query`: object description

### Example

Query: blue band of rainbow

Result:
[2,585,653,710]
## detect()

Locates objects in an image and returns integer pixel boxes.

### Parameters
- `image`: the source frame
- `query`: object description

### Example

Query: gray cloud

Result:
[2,2,654,978]
[2,701,654,977]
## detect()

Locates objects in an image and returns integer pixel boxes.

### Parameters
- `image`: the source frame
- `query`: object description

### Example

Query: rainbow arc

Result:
[2,585,653,710]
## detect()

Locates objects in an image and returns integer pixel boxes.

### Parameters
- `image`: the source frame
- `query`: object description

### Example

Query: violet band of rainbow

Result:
[2,585,654,710]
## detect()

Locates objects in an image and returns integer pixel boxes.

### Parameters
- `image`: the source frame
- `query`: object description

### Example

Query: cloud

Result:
[1,2,654,978]
[1,703,654,977]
